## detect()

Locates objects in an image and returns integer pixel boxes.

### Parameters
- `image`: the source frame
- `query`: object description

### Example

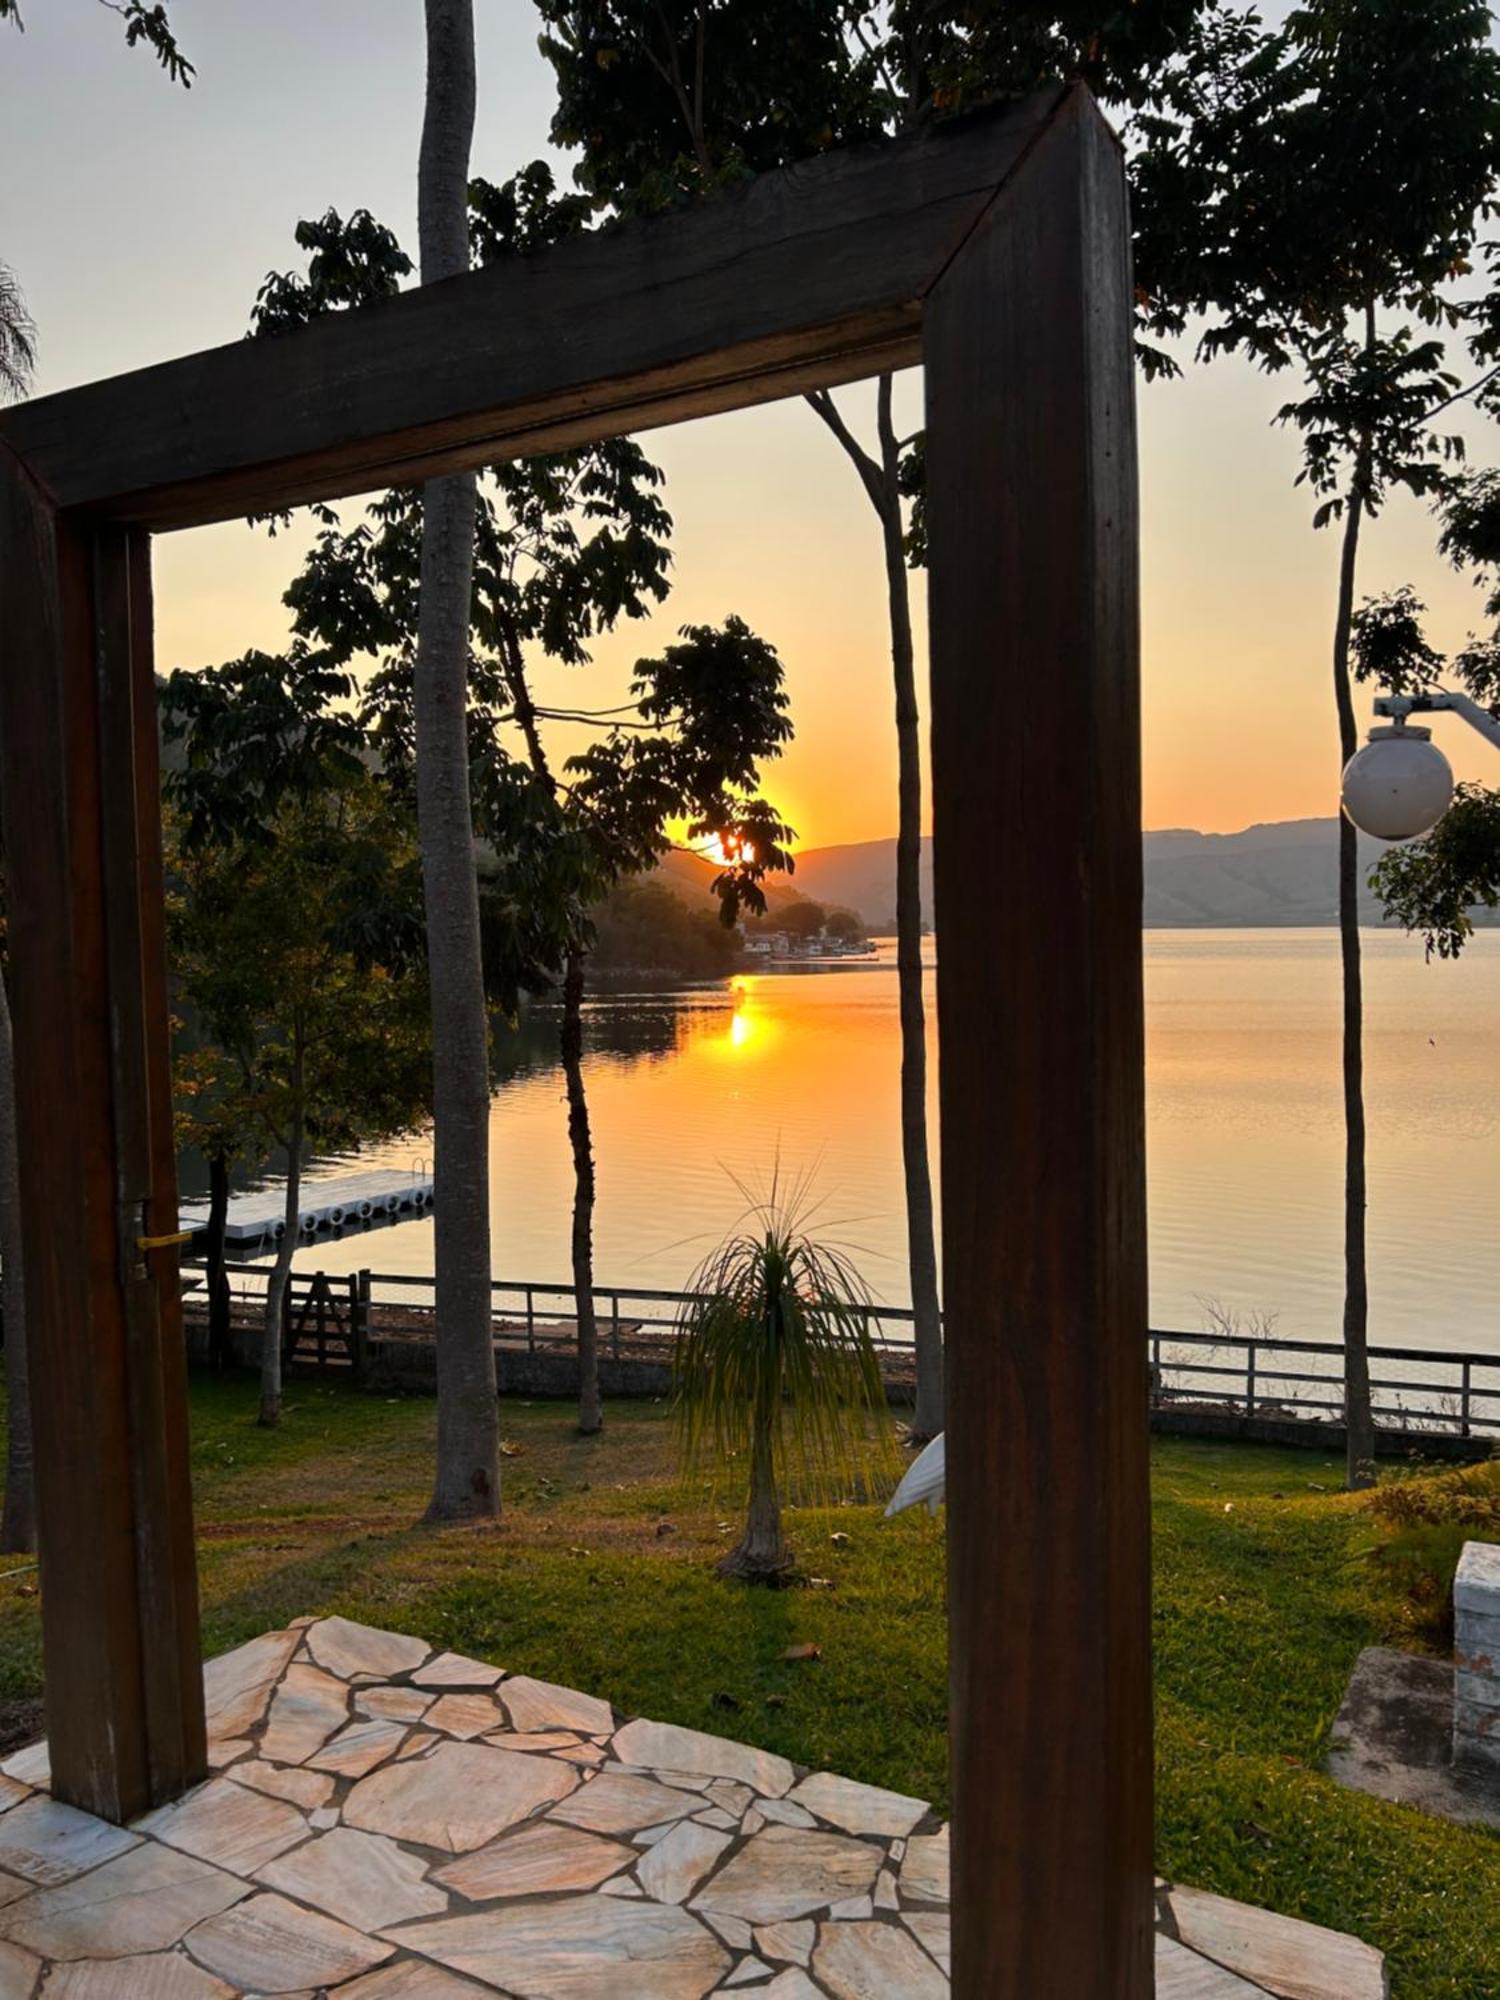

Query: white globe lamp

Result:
[1340,725,1454,842]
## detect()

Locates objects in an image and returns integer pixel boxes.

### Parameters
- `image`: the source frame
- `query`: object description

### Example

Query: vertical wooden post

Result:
[358,1269,373,1380]
[0,463,205,1822]
[924,90,1152,1995]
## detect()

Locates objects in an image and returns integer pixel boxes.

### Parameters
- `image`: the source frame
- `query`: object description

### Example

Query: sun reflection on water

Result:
[715,976,776,1058]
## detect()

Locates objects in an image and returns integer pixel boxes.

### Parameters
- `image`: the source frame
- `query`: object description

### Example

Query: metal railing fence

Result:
[189,1261,1500,1437]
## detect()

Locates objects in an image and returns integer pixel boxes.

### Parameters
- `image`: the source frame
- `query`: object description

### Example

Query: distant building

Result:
[737,924,874,963]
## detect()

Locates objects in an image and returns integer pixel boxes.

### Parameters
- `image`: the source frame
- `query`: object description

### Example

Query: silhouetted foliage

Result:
[161,666,431,1425]
[1369,785,1500,960]
[0,261,34,403]
[1348,587,1446,700]
[1,0,192,84]
[589,879,744,976]
[1353,584,1500,960]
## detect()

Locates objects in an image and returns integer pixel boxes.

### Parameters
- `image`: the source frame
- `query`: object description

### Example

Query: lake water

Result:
[248,928,1500,1357]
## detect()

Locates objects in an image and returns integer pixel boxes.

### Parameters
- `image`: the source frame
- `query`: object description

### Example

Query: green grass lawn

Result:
[0,1376,1495,1998]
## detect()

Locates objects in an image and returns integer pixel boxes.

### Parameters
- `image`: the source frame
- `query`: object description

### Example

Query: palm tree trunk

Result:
[806,379,944,1441]
[417,0,499,1522]
[0,968,34,1553]
[261,1103,303,1429]
[721,1412,788,1580]
[561,950,602,1434]
[206,1147,232,1372]
[1334,433,1375,1492]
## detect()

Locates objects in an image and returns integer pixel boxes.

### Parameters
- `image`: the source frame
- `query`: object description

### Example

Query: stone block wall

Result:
[1453,1538,1500,1773]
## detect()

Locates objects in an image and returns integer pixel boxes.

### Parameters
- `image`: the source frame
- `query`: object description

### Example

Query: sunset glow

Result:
[8,13,1496,855]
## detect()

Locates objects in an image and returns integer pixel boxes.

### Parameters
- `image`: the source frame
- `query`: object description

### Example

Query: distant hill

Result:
[1140,820,1391,929]
[713,819,1500,932]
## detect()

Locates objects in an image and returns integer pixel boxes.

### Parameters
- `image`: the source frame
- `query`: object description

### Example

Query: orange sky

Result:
[149,364,1500,850]
[7,5,1500,850]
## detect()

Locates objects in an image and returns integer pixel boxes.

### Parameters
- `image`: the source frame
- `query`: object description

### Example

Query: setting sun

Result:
[702,834,741,869]
[664,817,759,871]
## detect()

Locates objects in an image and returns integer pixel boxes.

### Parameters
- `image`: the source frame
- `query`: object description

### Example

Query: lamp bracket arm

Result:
[1373,688,1500,752]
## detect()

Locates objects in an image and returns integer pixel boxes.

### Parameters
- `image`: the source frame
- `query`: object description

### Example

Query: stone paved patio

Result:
[0,1618,1387,1996]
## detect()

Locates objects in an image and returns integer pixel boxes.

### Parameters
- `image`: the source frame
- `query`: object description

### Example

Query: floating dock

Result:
[180,1168,434,1247]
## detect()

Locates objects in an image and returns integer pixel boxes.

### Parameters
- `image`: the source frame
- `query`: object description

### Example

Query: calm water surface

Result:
[269,928,1500,1356]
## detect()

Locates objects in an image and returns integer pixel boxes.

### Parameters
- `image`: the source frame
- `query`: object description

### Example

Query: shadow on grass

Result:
[197,1496,949,1810]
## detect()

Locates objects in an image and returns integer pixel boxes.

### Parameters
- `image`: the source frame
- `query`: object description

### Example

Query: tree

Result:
[825,907,865,943]
[163,650,431,1426]
[1352,580,1500,958]
[251,175,668,1468]
[673,1182,893,1582]
[533,0,1244,1446]
[255,180,792,1438]
[273,430,669,1447]
[1137,0,1500,1487]
[1291,323,1463,1491]
[445,177,672,1440]
[804,374,943,1437]
[516,614,794,1433]
[408,0,501,1518]
[589,879,745,976]
[1369,783,1500,956]
[533,3,920,1434]
[778,899,827,939]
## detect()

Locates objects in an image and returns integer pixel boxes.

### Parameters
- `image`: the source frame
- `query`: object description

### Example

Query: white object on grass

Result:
[885,1432,946,1516]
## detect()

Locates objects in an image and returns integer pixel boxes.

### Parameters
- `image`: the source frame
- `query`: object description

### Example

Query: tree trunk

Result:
[206,1148,232,1372]
[417,0,499,1522]
[875,380,944,1442]
[1334,450,1375,1492]
[561,950,602,1434]
[720,1412,790,1581]
[260,1108,303,1429]
[497,636,602,1437]
[807,379,944,1441]
[0,969,34,1554]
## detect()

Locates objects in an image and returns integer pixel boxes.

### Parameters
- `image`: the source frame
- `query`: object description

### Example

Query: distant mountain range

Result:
[661,818,1495,931]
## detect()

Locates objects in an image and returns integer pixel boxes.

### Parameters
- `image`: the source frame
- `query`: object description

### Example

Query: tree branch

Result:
[1424,359,1500,425]
[649,0,711,172]
[804,388,886,513]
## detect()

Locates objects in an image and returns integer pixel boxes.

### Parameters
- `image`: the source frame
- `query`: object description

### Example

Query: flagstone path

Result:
[0,1617,1387,1996]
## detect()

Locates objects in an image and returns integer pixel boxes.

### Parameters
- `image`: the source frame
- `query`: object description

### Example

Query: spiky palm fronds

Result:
[672,1174,895,1512]
[0,261,35,403]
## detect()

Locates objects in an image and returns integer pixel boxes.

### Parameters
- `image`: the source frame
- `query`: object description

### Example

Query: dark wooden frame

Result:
[0,81,1150,1993]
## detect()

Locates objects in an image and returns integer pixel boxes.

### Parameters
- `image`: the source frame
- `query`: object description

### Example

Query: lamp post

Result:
[1341,690,1500,840]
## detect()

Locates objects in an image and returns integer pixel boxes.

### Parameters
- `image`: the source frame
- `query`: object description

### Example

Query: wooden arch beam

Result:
[0,81,1151,1994]
[0,91,1063,530]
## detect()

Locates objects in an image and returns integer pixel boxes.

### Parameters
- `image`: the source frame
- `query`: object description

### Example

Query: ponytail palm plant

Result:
[673,1190,894,1583]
